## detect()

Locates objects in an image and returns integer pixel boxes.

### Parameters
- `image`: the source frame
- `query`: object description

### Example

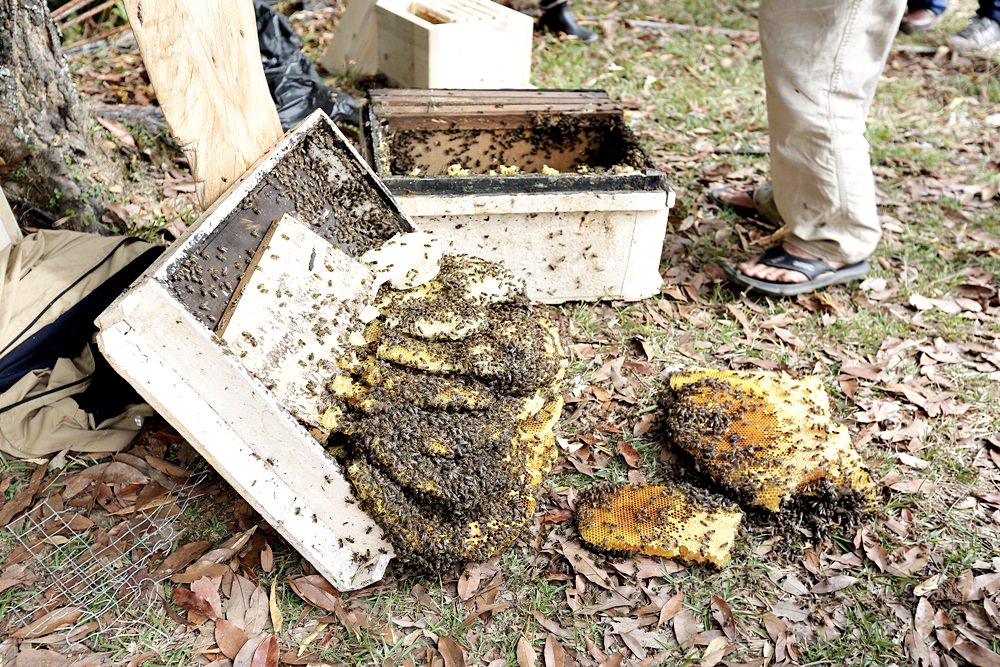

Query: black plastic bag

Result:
[254,1,360,130]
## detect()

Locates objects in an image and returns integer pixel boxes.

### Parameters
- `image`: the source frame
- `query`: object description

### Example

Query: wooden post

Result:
[122,0,283,209]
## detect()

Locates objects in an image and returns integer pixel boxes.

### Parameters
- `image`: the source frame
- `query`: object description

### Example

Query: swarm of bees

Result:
[576,481,743,567]
[575,368,877,567]
[322,251,566,570]
[658,368,878,513]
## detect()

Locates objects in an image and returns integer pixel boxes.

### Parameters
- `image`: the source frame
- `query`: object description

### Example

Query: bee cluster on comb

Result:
[575,368,877,567]
[322,243,566,570]
[659,368,877,513]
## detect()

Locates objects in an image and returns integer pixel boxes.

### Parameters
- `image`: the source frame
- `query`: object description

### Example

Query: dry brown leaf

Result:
[701,635,729,667]
[952,638,1000,667]
[673,607,701,649]
[202,527,257,563]
[288,575,341,612]
[126,651,158,667]
[710,596,737,641]
[598,653,624,667]
[811,576,858,594]
[144,454,190,478]
[543,634,566,667]
[11,606,85,639]
[215,618,250,659]
[560,540,609,587]
[245,585,270,635]
[968,573,1000,601]
[172,586,218,619]
[516,636,536,667]
[61,461,149,498]
[260,542,274,574]
[96,116,137,149]
[437,636,466,667]
[250,635,279,667]
[914,598,935,639]
[12,647,70,667]
[616,441,642,468]
[233,635,265,667]
[191,576,224,619]
[269,579,283,633]
[458,602,512,631]
[0,464,47,525]
[658,592,684,628]
[458,562,485,601]
[171,560,230,584]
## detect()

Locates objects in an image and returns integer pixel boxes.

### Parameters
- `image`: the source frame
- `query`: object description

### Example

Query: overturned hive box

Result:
[364,88,675,303]
[96,111,413,591]
[375,0,533,88]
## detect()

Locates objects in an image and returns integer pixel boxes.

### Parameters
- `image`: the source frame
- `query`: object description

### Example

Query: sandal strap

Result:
[758,245,834,280]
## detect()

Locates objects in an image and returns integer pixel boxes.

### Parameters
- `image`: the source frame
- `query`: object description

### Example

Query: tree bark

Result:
[0,0,120,232]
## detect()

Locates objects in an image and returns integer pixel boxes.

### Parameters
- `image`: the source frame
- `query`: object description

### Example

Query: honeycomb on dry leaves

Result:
[659,368,878,513]
[322,247,566,570]
[575,481,744,567]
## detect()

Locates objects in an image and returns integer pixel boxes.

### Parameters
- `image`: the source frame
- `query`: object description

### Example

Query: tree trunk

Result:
[0,0,120,232]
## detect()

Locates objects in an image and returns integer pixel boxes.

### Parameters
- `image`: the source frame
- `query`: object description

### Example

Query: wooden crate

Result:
[375,0,533,88]
[96,111,414,591]
[364,89,675,303]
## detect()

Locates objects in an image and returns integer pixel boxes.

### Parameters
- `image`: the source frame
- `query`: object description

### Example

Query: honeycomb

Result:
[659,368,877,512]
[575,482,744,567]
[324,251,565,570]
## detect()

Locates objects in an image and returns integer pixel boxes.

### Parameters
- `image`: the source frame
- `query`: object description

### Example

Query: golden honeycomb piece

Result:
[347,458,537,570]
[661,368,878,512]
[575,482,743,567]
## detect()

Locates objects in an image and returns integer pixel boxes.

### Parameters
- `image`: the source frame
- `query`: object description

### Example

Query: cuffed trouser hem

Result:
[759,0,906,264]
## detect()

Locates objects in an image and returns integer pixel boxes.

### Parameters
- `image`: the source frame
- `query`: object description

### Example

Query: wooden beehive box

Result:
[96,111,414,591]
[364,88,675,303]
[375,0,532,88]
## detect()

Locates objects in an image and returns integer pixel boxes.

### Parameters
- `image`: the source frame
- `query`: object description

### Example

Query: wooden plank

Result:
[219,214,376,431]
[0,185,20,252]
[123,0,283,209]
[97,281,393,590]
[320,0,379,75]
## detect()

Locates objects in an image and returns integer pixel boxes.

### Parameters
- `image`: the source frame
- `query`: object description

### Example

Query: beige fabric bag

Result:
[0,219,162,458]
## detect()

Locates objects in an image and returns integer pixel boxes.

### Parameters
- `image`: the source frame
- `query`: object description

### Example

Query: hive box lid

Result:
[97,110,414,590]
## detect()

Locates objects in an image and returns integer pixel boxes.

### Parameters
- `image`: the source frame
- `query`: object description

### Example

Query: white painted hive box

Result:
[364,89,675,303]
[375,0,533,88]
[96,111,415,591]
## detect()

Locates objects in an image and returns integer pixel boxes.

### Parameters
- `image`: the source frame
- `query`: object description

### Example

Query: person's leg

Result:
[537,0,597,42]
[949,0,1000,54]
[736,0,906,289]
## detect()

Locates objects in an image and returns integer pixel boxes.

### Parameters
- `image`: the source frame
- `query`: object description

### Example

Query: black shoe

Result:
[537,2,598,42]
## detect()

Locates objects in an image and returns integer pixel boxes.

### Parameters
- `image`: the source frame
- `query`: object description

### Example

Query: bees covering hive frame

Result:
[322,243,567,570]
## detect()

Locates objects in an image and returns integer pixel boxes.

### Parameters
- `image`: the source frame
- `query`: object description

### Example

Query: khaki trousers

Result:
[757,0,907,264]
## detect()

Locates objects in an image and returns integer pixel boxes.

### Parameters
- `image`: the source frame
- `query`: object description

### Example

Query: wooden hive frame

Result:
[97,111,414,591]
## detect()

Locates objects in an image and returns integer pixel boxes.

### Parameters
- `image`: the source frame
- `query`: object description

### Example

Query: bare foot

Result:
[712,185,756,211]
[737,243,845,284]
